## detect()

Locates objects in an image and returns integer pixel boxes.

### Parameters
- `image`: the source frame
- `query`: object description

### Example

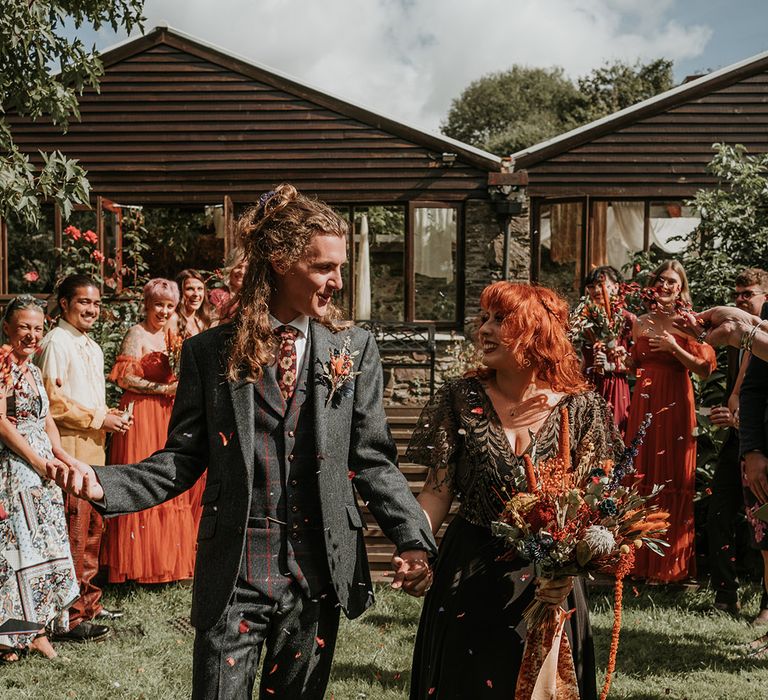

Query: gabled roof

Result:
[513,48,768,169]
[97,25,502,173]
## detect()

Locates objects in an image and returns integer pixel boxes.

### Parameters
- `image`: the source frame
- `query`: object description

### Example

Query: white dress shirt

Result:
[37,318,108,428]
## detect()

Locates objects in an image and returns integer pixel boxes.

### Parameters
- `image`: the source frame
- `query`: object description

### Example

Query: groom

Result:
[51,185,436,699]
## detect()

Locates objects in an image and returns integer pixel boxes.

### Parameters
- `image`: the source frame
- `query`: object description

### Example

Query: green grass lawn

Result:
[2,582,768,699]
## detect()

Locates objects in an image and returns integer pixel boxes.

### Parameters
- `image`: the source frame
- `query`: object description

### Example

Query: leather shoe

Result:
[95,608,124,621]
[51,621,111,643]
[713,600,741,617]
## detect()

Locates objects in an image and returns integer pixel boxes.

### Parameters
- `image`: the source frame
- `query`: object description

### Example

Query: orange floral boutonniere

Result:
[319,336,361,406]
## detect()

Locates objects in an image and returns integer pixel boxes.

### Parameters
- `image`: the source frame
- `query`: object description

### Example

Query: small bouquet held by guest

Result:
[569,281,637,376]
[164,328,185,379]
[492,412,669,700]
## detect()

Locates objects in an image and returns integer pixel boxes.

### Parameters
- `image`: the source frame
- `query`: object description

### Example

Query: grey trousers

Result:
[191,581,340,700]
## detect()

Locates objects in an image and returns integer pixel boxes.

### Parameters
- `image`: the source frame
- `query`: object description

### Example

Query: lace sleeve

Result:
[405,381,460,490]
[572,392,625,479]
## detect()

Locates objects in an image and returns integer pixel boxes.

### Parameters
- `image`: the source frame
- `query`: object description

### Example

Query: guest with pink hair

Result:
[101,278,197,584]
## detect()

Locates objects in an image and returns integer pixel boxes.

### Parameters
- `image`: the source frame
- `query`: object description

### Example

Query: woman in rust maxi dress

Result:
[627,261,716,582]
[101,279,197,584]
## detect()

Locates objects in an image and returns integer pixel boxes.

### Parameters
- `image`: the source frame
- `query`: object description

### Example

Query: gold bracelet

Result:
[743,319,768,354]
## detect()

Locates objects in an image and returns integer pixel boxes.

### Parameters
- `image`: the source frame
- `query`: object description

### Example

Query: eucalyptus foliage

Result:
[0,0,144,227]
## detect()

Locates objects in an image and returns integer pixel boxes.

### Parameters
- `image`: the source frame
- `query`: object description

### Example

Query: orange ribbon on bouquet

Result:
[515,607,580,700]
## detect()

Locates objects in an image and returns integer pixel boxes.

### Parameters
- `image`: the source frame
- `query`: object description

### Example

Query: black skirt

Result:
[410,516,597,700]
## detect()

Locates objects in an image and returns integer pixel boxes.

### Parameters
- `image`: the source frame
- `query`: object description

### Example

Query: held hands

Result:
[744,452,768,504]
[535,576,574,609]
[46,459,104,502]
[390,550,433,597]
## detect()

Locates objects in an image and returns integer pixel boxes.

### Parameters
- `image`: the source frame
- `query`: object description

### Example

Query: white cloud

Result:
[95,0,713,133]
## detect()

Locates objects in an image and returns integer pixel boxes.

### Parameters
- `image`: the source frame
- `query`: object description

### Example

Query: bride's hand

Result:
[535,576,574,607]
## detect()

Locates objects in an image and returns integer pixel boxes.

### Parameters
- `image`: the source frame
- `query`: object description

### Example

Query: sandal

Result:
[0,648,22,664]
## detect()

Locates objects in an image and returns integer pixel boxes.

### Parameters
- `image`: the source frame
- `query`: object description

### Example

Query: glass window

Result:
[354,206,405,321]
[538,201,583,304]
[140,207,223,279]
[413,205,458,322]
[7,206,57,293]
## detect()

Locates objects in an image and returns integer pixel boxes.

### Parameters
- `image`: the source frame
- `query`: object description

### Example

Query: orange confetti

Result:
[219,431,232,446]
[348,470,356,479]
[486,679,494,688]
[428,689,436,696]
[226,656,235,667]
[315,636,325,648]
[265,690,275,695]
[294,651,302,660]
[238,620,249,634]
[269,664,278,675]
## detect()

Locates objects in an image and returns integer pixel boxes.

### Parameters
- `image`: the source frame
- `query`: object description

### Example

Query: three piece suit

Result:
[95,319,436,698]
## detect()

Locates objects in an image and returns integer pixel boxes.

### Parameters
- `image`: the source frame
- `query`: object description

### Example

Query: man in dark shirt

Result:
[707,270,768,618]
[740,292,768,624]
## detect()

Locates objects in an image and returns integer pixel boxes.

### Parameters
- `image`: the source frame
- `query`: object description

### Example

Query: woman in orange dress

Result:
[101,278,197,584]
[627,260,716,582]
[174,269,214,530]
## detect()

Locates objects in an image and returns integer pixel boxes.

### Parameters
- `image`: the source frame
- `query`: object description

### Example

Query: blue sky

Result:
[69,1,768,133]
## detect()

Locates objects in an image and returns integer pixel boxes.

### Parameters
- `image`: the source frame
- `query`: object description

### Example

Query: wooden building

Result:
[513,49,768,296]
[2,25,528,335]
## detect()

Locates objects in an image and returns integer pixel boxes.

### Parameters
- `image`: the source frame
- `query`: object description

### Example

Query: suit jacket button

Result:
[288,454,295,462]
[237,526,244,534]
[291,531,299,540]
[290,479,298,486]
[288,430,295,438]
[291,505,299,513]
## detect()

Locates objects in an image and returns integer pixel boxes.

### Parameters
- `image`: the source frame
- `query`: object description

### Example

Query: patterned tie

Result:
[275,325,299,402]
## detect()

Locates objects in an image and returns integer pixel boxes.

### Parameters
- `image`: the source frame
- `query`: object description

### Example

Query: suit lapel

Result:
[229,377,256,481]
[310,321,333,459]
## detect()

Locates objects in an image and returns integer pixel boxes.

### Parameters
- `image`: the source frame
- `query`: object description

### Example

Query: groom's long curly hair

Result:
[227,183,348,382]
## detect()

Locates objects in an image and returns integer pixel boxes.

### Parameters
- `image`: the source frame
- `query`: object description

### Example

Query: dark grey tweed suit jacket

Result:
[96,320,436,630]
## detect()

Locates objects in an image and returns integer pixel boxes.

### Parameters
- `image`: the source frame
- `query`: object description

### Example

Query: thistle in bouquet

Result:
[165,328,185,379]
[493,411,668,699]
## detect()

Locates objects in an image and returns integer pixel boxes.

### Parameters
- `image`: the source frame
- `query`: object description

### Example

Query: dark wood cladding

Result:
[7,30,496,205]
[517,56,768,198]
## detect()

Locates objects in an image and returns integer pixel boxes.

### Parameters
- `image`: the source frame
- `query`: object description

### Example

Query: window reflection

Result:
[414,206,457,322]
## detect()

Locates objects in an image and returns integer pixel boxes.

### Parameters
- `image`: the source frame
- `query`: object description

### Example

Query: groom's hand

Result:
[390,550,432,597]
[47,460,105,502]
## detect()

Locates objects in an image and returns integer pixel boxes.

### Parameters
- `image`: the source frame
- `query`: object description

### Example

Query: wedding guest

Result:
[627,260,716,582]
[0,296,80,662]
[174,269,213,529]
[36,275,130,643]
[100,278,197,584]
[706,269,768,619]
[209,247,246,323]
[582,265,635,435]
[407,282,623,699]
[175,269,214,338]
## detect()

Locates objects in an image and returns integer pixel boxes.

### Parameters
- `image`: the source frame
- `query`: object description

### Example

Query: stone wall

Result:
[463,200,530,332]
[382,198,531,405]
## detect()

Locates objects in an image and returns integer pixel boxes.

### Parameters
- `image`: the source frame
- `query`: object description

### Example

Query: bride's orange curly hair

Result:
[227,183,348,381]
[477,282,588,394]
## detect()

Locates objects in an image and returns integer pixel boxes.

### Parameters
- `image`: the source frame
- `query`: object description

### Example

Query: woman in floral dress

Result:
[0,296,80,662]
